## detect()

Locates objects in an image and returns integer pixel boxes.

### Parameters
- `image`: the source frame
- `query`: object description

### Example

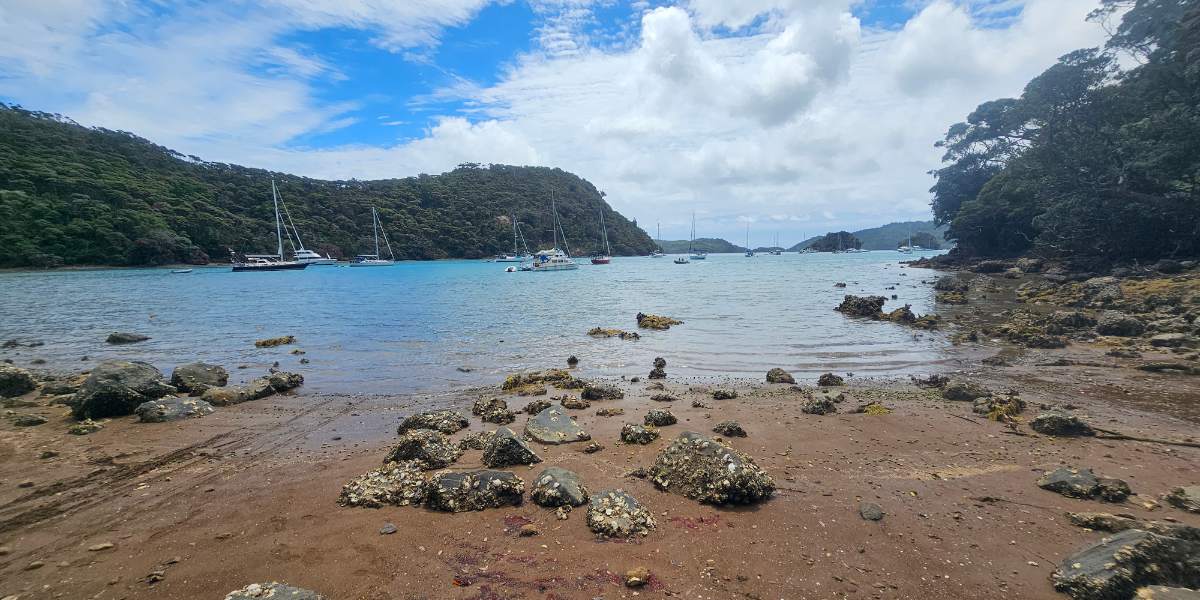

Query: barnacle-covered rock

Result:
[482,427,542,467]
[384,429,463,470]
[711,389,738,400]
[1052,529,1200,599]
[0,364,37,398]
[457,430,495,450]
[973,393,1026,420]
[134,396,215,423]
[170,362,229,395]
[596,407,624,417]
[254,335,295,348]
[1031,411,1096,437]
[835,295,886,318]
[523,398,553,415]
[588,327,640,340]
[338,460,427,508]
[817,373,844,387]
[766,368,795,384]
[531,466,589,507]
[582,383,623,400]
[397,409,470,435]
[649,431,775,505]
[636,313,683,330]
[473,397,507,415]
[525,407,591,444]
[225,582,325,600]
[586,489,656,537]
[802,398,836,415]
[942,380,991,401]
[712,421,747,437]
[620,423,660,444]
[560,396,590,409]
[1038,467,1131,502]
[425,470,525,512]
[643,409,677,426]
[502,369,579,390]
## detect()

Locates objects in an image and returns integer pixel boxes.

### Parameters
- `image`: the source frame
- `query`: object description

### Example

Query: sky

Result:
[0,0,1114,245]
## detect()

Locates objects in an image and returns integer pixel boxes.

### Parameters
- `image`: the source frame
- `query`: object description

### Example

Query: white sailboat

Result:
[770,233,783,255]
[494,213,532,262]
[274,180,337,265]
[528,197,578,271]
[232,178,309,272]
[744,222,755,257]
[350,206,395,267]
[688,212,706,260]
[650,222,665,258]
[590,208,612,265]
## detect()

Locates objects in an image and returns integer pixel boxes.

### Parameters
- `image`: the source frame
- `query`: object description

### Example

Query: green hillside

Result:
[0,104,655,267]
[789,221,949,251]
[659,238,746,254]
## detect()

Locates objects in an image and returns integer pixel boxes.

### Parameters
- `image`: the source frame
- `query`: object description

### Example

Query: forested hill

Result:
[0,105,655,267]
[659,238,746,253]
[788,221,949,251]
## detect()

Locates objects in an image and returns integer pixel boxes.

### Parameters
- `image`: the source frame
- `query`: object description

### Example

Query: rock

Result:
[588,327,640,340]
[531,466,589,507]
[224,583,325,600]
[712,421,747,437]
[254,335,295,348]
[972,393,1026,420]
[648,366,666,379]
[1137,586,1200,599]
[1038,467,1132,502]
[480,407,516,425]
[525,407,591,444]
[522,398,553,415]
[474,396,508,416]
[586,489,656,538]
[835,295,886,318]
[644,409,677,426]
[934,275,969,292]
[425,470,525,512]
[481,427,542,467]
[620,423,660,444]
[941,380,991,401]
[936,291,968,304]
[106,332,150,344]
[457,431,495,450]
[68,419,103,435]
[1152,333,1193,348]
[518,523,540,537]
[859,502,884,521]
[596,407,624,417]
[199,378,272,406]
[802,398,837,415]
[649,431,775,504]
[379,523,398,535]
[397,409,469,435]
[566,355,579,367]
[1097,311,1147,337]
[1031,411,1096,437]
[712,389,738,400]
[87,542,115,551]
[0,365,37,398]
[338,461,428,508]
[1052,529,1200,599]
[650,394,677,403]
[135,397,215,423]
[766,368,795,384]
[1166,486,1200,513]
[625,567,651,588]
[266,371,303,392]
[973,260,1008,273]
[817,373,844,387]
[12,414,48,426]
[168,363,229,394]
[384,429,463,470]
[1155,259,1185,274]
[582,383,623,400]
[636,313,683,330]
[1067,512,1144,533]
[1003,267,1024,279]
[581,441,604,453]
[70,361,176,419]
[1052,311,1098,329]
[560,396,590,409]
[1016,257,1044,273]
[501,369,581,391]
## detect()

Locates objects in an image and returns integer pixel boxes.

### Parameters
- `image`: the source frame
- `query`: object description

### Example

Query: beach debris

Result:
[105,332,150,344]
[384,429,463,470]
[224,583,325,600]
[68,419,103,435]
[397,409,469,435]
[12,414,48,426]
[625,567,651,588]
[802,398,837,415]
[1096,311,1147,337]
[254,335,296,348]
[582,383,624,400]
[1052,529,1200,599]
[559,395,590,409]
[636,312,683,330]
[1038,467,1132,502]
[338,461,427,508]
[766,368,795,384]
[531,466,589,507]
[425,470,525,513]
[482,427,542,467]
[522,398,552,415]
[1031,411,1096,437]
[588,327,641,340]
[525,406,591,444]
[834,282,847,288]
[941,380,991,401]
[860,502,885,521]
[70,360,176,419]
[817,373,845,387]
[621,423,660,444]
[596,407,624,417]
[649,431,775,504]
[649,356,667,379]
[135,396,215,423]
[457,430,495,450]
[712,389,738,400]
[644,409,677,427]
[1166,487,1200,513]
[169,362,229,395]
[972,392,1026,421]
[0,364,37,397]
[712,421,747,437]
[586,489,656,537]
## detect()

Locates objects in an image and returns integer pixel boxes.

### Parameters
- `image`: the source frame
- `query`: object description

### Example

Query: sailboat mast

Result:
[599,208,610,255]
[512,212,519,255]
[372,207,380,256]
[552,197,558,250]
[272,178,284,260]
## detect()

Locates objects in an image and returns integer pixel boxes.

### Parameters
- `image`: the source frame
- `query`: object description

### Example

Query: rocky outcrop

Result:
[817,373,844,387]
[836,295,886,317]
[1031,411,1096,437]
[644,409,676,426]
[588,327,641,340]
[481,427,542,467]
[70,361,176,419]
[106,332,150,344]
[338,461,427,508]
[582,383,623,400]
[766,368,795,384]
[531,467,589,507]
[636,313,683,330]
[425,470,525,512]
[1052,529,1200,599]
[0,364,37,398]
[1166,486,1200,514]
[620,423,660,444]
[649,431,774,504]
[712,421,747,437]
[170,362,228,394]
[586,489,655,537]
[384,429,463,470]
[254,335,295,348]
[199,372,303,407]
[396,410,469,435]
[1097,311,1147,337]
[1038,467,1132,502]
[134,396,215,423]
[224,583,325,600]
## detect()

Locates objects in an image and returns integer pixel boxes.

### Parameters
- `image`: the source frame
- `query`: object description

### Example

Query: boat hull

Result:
[349,260,395,267]
[590,257,611,265]
[231,262,309,272]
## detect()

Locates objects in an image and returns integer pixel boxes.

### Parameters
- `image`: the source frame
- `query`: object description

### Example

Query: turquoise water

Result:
[0,251,951,393]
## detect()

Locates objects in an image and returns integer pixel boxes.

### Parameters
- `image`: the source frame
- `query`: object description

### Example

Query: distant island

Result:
[657,238,747,254]
[790,221,949,252]
[0,105,655,268]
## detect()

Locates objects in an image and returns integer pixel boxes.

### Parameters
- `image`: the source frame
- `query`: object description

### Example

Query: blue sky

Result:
[0,0,1109,244]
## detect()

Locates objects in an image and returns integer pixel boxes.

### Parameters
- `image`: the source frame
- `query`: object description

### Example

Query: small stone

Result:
[12,414,48,427]
[25,560,44,570]
[625,566,651,588]
[379,523,398,535]
[518,523,540,537]
[88,542,115,551]
[859,502,884,521]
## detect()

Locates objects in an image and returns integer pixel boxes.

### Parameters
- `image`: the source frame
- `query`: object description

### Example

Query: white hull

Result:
[298,257,338,265]
[350,260,394,267]
[530,262,578,271]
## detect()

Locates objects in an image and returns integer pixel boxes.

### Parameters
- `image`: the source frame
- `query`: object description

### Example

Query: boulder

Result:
[425,470,525,512]
[396,409,469,435]
[1052,529,1200,599]
[12,414,48,426]
[649,431,775,504]
[170,362,228,394]
[644,409,677,427]
[586,489,656,537]
[636,313,683,330]
[1038,467,1132,502]
[530,466,589,507]
[0,364,37,397]
[525,407,591,444]
[1152,333,1193,348]
[560,396,590,409]
[384,429,463,470]
[1031,411,1096,437]
[802,398,837,415]
[941,380,991,401]
[712,421,747,437]
[457,430,495,450]
[105,332,150,344]
[1166,486,1200,514]
[835,295,886,318]
[1016,257,1044,273]
[254,335,295,348]
[817,373,844,387]
[620,423,660,444]
[1097,311,1147,337]
[266,371,304,392]
[481,427,542,467]
[973,260,1008,273]
[522,398,553,415]
[712,389,738,400]
[338,461,428,508]
[934,275,968,292]
[224,583,325,600]
[766,368,795,384]
[70,361,176,419]
[135,396,215,423]
[582,383,623,400]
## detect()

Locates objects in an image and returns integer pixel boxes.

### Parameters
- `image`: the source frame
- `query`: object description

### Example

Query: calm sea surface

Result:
[0,251,951,393]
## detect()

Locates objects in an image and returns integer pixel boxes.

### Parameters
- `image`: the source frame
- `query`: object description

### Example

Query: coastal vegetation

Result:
[930,0,1200,263]
[806,231,863,252]
[657,237,746,254]
[0,105,655,267]
[789,220,946,251]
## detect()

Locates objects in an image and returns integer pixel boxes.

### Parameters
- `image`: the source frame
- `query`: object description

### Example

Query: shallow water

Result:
[0,251,951,393]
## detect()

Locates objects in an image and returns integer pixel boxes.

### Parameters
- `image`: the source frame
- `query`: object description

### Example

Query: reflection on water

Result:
[0,252,951,393]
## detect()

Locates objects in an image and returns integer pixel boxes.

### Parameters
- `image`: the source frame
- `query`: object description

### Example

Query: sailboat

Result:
[350,206,395,267]
[770,233,783,255]
[649,222,665,258]
[231,179,309,272]
[688,212,706,260]
[591,208,612,265]
[898,233,914,254]
[494,213,532,262]
[272,180,337,265]
[528,197,579,271]
[744,222,755,257]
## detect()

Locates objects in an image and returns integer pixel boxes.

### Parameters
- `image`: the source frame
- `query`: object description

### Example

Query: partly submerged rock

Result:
[70,361,176,419]
[766,368,795,384]
[481,427,542,467]
[835,295,886,318]
[384,429,463,470]
[620,423,660,445]
[586,489,656,538]
[135,396,215,423]
[397,409,469,435]
[266,371,304,392]
[712,421,747,437]
[338,461,427,508]
[170,362,229,395]
[105,332,150,344]
[1038,467,1132,502]
[636,312,683,330]
[525,407,591,445]
[425,470,525,512]
[649,431,775,504]
[199,372,301,407]
[1166,486,1200,514]
[0,364,37,398]
[817,373,845,387]
[582,383,623,400]
[588,327,641,340]
[531,466,589,507]
[254,335,295,348]
[1031,411,1096,437]
[224,582,325,600]
[1052,529,1200,599]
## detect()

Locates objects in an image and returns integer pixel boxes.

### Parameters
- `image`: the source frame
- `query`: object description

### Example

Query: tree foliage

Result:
[808,231,862,252]
[0,107,655,267]
[930,0,1200,262]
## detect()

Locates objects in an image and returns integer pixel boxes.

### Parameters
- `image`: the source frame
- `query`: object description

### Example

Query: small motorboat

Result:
[171,269,193,274]
[674,256,690,264]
